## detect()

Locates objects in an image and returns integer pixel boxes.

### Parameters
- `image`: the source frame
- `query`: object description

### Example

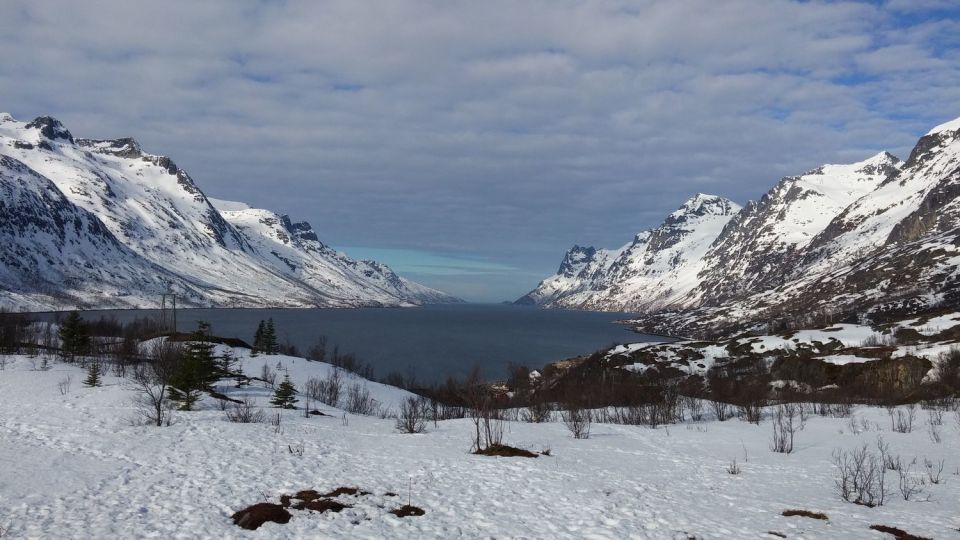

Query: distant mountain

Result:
[519,116,960,337]
[0,112,460,310]
[517,194,741,312]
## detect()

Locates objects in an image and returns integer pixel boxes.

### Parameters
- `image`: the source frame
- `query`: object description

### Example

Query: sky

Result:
[1,1,959,302]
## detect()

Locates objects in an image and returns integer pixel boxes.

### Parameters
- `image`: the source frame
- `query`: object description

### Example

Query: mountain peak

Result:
[670,193,738,220]
[25,116,73,142]
[76,137,143,158]
[924,116,960,136]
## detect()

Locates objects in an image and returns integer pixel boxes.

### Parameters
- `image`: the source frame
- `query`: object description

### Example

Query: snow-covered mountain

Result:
[517,194,741,311]
[0,113,459,310]
[520,116,960,336]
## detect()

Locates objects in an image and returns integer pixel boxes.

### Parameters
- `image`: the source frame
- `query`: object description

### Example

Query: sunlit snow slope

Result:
[0,113,459,310]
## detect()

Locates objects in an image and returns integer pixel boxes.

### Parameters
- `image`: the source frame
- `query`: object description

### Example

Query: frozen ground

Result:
[1,351,958,539]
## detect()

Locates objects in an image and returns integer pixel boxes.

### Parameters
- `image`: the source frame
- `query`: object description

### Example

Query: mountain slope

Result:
[520,115,960,337]
[517,194,740,311]
[0,112,458,310]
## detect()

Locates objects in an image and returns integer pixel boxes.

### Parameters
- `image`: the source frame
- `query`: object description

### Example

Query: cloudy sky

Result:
[2,1,959,301]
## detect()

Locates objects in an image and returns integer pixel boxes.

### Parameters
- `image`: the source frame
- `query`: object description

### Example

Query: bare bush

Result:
[727,458,741,475]
[927,414,942,444]
[924,458,944,485]
[771,402,804,453]
[895,457,925,501]
[832,440,890,507]
[225,397,265,423]
[562,405,592,439]
[685,395,704,422]
[129,341,181,427]
[57,375,73,396]
[711,399,732,422]
[522,401,553,423]
[887,405,916,433]
[395,396,428,434]
[344,383,377,415]
[304,369,343,407]
[260,364,277,389]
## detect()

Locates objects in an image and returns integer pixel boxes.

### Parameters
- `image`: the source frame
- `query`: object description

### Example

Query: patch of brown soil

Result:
[389,505,426,518]
[869,525,931,540]
[296,499,351,513]
[474,444,538,458]
[231,503,292,530]
[781,509,828,520]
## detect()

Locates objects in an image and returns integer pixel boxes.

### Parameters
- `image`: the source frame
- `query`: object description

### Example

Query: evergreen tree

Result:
[264,318,279,355]
[270,374,298,409]
[83,361,102,387]
[252,320,265,356]
[168,322,218,410]
[218,348,236,377]
[58,311,90,361]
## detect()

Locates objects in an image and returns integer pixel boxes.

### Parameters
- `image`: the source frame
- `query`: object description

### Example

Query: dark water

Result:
[71,304,660,381]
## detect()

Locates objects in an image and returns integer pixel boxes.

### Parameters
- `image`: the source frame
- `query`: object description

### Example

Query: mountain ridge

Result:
[519,116,960,337]
[0,112,460,311]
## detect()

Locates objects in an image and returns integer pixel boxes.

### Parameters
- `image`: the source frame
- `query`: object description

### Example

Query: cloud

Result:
[1,0,958,301]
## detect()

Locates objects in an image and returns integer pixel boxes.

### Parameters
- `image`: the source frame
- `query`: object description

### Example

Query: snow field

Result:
[1,353,958,539]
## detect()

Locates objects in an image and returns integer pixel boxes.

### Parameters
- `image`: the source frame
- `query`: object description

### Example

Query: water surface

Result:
[77,304,661,381]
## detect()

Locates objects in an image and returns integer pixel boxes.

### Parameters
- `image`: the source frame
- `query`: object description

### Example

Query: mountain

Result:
[517,194,741,311]
[519,116,960,337]
[0,112,459,310]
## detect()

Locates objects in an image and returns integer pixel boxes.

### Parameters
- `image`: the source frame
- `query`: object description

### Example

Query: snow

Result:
[1,353,958,539]
[897,312,960,336]
[208,197,251,212]
[925,116,960,136]
[815,354,877,366]
[0,113,457,310]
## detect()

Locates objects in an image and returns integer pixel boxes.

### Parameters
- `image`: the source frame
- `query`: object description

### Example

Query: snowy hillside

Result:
[0,113,459,310]
[521,116,960,337]
[1,347,958,538]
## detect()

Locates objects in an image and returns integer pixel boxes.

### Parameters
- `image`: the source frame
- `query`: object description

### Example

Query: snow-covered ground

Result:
[1,352,958,539]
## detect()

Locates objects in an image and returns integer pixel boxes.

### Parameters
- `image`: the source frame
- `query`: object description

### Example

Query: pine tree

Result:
[83,361,102,387]
[270,374,298,409]
[218,348,236,377]
[168,322,218,410]
[58,311,90,361]
[264,318,279,355]
[252,320,265,356]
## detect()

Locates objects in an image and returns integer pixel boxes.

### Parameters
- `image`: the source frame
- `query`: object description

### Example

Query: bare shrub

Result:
[711,399,732,421]
[287,442,304,457]
[832,440,890,507]
[57,375,73,396]
[305,369,343,408]
[771,402,804,454]
[521,401,553,423]
[927,414,942,444]
[727,458,741,475]
[924,458,944,485]
[395,396,428,434]
[562,405,592,439]
[344,383,377,415]
[260,364,277,389]
[895,457,925,501]
[129,340,181,427]
[887,405,916,433]
[225,397,265,423]
[685,395,704,422]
